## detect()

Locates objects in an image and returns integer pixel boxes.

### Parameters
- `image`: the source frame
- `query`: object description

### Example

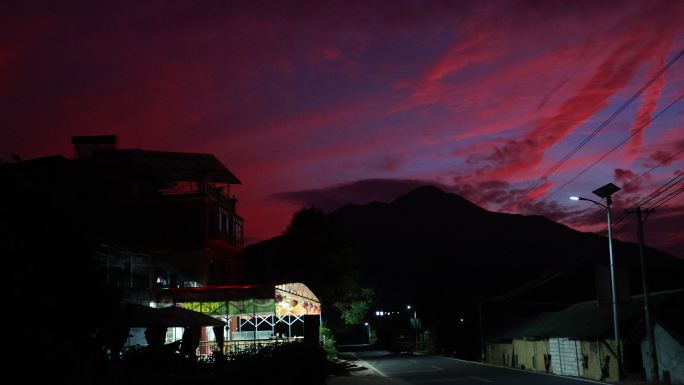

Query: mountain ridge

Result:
[247,185,683,307]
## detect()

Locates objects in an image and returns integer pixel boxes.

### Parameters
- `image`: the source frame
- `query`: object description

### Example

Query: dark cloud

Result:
[451,177,521,207]
[271,178,451,211]
[645,139,684,168]
[367,156,405,172]
[614,168,642,193]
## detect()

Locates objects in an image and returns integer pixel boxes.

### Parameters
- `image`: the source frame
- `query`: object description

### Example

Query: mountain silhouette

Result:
[248,185,683,310]
[247,185,684,353]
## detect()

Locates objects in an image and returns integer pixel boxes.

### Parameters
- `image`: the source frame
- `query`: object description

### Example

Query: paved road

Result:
[353,351,604,385]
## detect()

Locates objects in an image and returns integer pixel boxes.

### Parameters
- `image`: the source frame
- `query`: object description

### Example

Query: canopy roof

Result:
[123,303,226,327]
[159,284,274,302]
[275,282,320,303]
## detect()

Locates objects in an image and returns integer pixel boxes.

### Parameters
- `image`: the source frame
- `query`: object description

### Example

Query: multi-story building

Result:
[65,135,247,292]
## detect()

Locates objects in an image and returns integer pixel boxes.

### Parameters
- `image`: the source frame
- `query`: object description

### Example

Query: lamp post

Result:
[570,182,622,379]
[407,305,418,351]
[364,322,371,345]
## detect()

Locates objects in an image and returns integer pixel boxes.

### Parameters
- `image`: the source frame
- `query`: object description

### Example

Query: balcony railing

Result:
[159,181,235,208]
[216,212,244,248]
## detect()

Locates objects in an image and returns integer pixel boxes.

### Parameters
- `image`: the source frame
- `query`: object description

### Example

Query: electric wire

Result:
[644,183,684,209]
[621,149,683,192]
[634,172,683,207]
[501,48,684,212]
[604,153,684,232]
[601,172,683,236]
[545,93,684,200]
[486,50,684,301]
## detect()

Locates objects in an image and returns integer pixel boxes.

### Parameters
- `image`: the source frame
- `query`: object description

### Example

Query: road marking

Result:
[350,353,387,377]
[431,365,444,370]
[439,356,607,384]
[468,376,492,382]
[410,359,418,363]
[393,369,442,374]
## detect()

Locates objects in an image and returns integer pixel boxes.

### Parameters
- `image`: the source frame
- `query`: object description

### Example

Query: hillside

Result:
[247,185,684,352]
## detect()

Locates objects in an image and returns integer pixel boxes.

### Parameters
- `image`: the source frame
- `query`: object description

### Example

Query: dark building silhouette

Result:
[4,135,246,300]
[76,136,246,293]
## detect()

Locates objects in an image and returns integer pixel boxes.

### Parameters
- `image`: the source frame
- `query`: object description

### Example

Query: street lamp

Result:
[407,305,419,351]
[364,322,371,344]
[570,182,622,379]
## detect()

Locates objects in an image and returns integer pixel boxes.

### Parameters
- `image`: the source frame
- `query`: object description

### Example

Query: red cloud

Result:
[614,168,642,193]
[628,58,666,161]
[477,36,675,180]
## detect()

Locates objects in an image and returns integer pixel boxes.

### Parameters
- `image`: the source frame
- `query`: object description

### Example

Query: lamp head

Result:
[570,196,580,201]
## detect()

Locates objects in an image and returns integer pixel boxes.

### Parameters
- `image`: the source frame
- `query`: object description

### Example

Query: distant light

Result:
[570,196,580,201]
[380,311,384,316]
[149,301,156,308]
[460,318,464,323]
[406,305,412,310]
[375,311,380,316]
[364,322,369,326]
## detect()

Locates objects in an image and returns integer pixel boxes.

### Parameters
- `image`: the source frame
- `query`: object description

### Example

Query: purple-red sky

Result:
[2,1,684,256]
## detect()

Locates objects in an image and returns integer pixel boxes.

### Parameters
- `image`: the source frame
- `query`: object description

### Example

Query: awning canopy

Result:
[123,303,226,327]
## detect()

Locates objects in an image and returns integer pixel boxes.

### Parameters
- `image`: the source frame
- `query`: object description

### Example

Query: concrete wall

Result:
[486,342,513,367]
[512,339,531,370]
[532,340,549,372]
[487,340,547,371]
[579,339,620,382]
[575,339,619,382]
[642,324,684,384]
[487,339,620,383]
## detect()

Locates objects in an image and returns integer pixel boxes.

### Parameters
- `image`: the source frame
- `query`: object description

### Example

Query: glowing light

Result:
[570,196,580,201]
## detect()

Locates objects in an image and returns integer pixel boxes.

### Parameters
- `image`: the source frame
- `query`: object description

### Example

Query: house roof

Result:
[90,149,241,184]
[496,289,683,340]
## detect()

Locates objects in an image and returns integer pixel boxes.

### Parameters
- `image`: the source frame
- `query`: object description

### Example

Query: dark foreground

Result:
[44,342,332,385]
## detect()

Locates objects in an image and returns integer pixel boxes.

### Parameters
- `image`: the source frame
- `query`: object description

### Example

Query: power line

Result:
[545,93,684,200]
[635,172,683,207]
[622,149,683,191]
[501,48,684,211]
[487,264,575,302]
[613,181,684,236]
[644,183,684,209]
[597,172,683,235]
[600,153,684,231]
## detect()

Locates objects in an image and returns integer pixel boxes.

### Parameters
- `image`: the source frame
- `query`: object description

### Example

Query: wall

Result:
[486,342,513,367]
[513,340,556,374]
[512,339,534,370]
[642,324,684,384]
[489,339,620,382]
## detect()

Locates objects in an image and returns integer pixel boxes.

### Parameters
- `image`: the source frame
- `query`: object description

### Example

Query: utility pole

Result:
[478,300,485,362]
[625,206,659,382]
